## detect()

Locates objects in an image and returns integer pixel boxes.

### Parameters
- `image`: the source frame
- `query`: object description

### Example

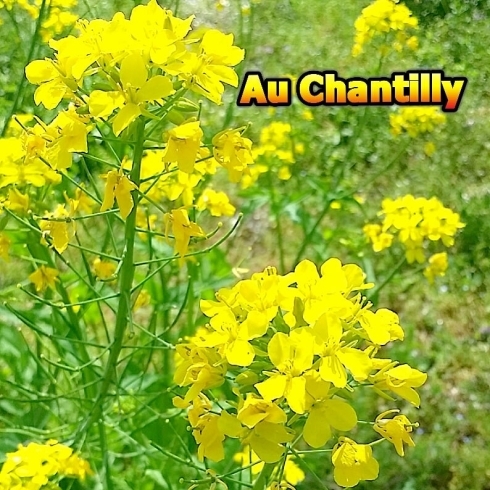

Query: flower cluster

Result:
[173,258,426,488]
[243,121,303,187]
[0,440,91,490]
[26,0,244,121]
[352,0,418,57]
[0,0,78,40]
[364,195,465,282]
[0,0,254,264]
[390,107,447,137]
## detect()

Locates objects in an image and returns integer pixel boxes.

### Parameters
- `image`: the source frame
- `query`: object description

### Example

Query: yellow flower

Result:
[242,421,295,463]
[424,141,436,156]
[100,170,138,219]
[198,307,269,366]
[4,188,29,215]
[303,378,357,448]
[332,437,379,487]
[66,187,95,215]
[0,137,60,189]
[162,121,203,173]
[29,266,59,293]
[25,58,75,110]
[352,0,418,56]
[88,53,175,136]
[424,252,448,283]
[390,107,446,137]
[255,328,314,414]
[301,109,314,121]
[196,188,235,217]
[365,195,464,262]
[164,208,205,263]
[0,233,10,260]
[173,345,226,403]
[40,204,75,254]
[133,289,151,310]
[0,440,91,488]
[374,410,416,456]
[359,308,404,345]
[92,258,117,280]
[237,394,287,428]
[277,166,291,180]
[212,128,254,182]
[370,363,427,407]
[167,29,244,104]
[313,313,373,387]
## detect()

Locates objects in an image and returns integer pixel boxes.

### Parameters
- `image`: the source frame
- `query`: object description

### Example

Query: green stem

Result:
[1,0,47,137]
[369,256,407,303]
[267,170,285,273]
[98,419,114,490]
[76,119,146,439]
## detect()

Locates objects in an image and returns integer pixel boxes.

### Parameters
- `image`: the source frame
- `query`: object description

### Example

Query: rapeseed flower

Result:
[365,195,464,281]
[29,266,59,292]
[374,410,416,456]
[352,0,418,56]
[0,440,91,490]
[332,437,379,487]
[390,107,446,137]
[174,258,425,484]
[100,170,138,219]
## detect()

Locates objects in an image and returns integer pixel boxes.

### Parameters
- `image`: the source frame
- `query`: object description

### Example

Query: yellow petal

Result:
[100,171,119,212]
[255,374,287,401]
[304,406,332,448]
[114,175,137,219]
[120,53,147,88]
[112,103,141,136]
[25,59,58,84]
[323,399,357,431]
[88,90,124,118]
[136,76,174,102]
[319,355,347,388]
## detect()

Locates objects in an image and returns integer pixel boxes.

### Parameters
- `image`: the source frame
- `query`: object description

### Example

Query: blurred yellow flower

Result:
[92,257,117,280]
[0,233,10,260]
[197,188,236,217]
[390,107,446,137]
[424,252,448,283]
[353,0,418,56]
[29,266,59,293]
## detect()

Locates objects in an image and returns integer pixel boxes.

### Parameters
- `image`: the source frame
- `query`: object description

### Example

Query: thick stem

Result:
[369,256,407,304]
[77,119,146,439]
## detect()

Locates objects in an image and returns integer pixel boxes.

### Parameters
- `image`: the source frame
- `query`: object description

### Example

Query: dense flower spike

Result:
[25,0,244,114]
[0,440,91,490]
[174,258,426,486]
[352,0,418,56]
[364,195,464,281]
[3,0,252,277]
[390,107,447,137]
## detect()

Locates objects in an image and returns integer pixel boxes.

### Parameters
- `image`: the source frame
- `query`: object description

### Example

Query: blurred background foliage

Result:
[0,0,489,489]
